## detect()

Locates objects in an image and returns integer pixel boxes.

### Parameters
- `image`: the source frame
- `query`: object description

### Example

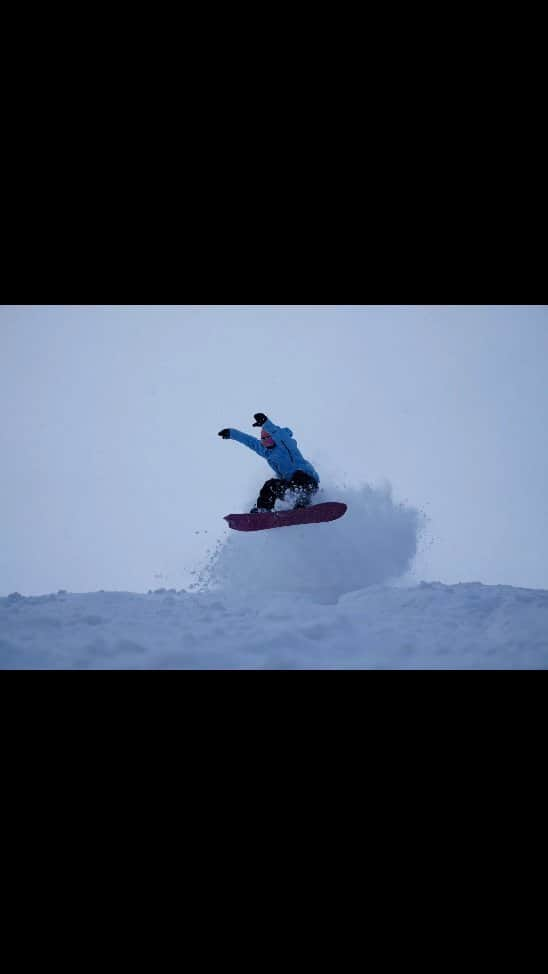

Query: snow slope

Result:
[1,582,547,669]
[1,485,547,668]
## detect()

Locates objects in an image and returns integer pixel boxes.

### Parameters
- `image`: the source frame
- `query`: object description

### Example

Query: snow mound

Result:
[1,582,547,668]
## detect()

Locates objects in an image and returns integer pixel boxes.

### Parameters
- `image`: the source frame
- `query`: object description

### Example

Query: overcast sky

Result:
[1,305,547,595]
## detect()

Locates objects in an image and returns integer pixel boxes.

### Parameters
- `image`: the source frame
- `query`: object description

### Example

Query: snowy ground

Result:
[1,581,547,669]
[2,485,547,668]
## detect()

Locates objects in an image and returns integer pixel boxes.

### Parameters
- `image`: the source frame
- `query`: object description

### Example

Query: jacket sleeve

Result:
[229,429,268,458]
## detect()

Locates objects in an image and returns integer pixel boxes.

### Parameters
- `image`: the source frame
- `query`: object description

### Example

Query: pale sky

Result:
[1,305,547,595]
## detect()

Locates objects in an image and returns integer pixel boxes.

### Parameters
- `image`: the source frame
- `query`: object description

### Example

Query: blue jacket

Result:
[228,418,320,484]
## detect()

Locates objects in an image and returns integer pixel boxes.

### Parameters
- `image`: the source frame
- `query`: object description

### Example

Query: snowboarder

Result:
[218,412,320,513]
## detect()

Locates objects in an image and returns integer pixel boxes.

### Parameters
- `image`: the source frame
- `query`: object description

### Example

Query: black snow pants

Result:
[256,470,319,511]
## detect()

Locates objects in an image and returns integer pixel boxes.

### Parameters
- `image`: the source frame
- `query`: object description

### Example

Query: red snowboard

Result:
[225,501,347,532]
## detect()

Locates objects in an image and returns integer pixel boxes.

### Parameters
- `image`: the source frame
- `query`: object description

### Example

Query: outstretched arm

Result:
[218,428,268,458]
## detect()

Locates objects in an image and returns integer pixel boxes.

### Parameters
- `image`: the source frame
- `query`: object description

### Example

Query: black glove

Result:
[218,429,230,439]
[252,413,268,427]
